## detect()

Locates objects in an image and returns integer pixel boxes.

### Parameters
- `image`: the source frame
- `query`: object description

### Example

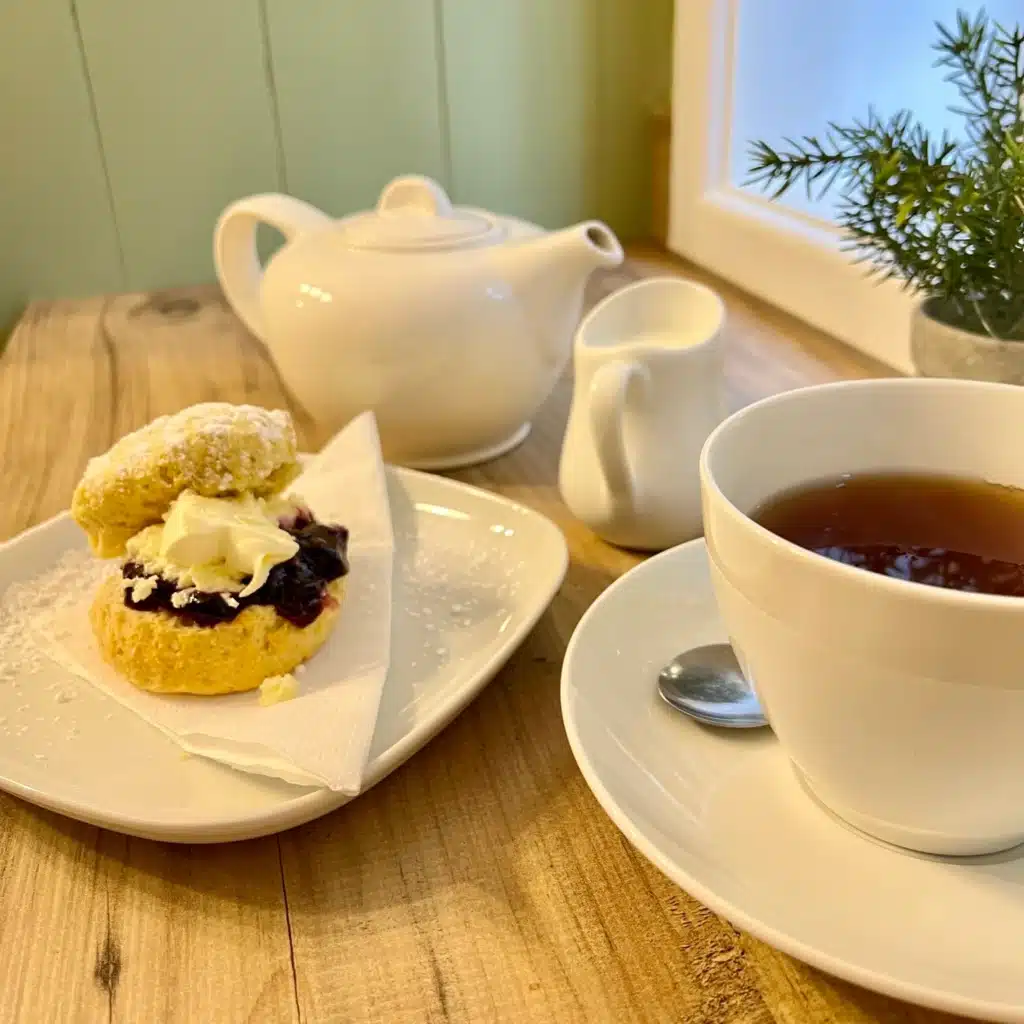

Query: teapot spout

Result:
[504,220,624,369]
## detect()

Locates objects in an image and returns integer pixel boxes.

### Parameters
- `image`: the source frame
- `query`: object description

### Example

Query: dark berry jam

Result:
[123,518,349,628]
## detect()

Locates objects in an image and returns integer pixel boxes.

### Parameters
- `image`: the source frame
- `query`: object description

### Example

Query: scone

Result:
[71,403,350,696]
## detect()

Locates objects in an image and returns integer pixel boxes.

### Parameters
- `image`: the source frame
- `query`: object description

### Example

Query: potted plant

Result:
[747,10,1024,382]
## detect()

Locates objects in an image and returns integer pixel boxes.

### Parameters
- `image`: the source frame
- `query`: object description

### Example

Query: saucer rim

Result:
[561,536,1023,1023]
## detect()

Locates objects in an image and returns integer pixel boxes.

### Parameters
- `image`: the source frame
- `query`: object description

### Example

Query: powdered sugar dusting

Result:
[0,551,106,682]
[79,403,293,490]
[389,508,525,679]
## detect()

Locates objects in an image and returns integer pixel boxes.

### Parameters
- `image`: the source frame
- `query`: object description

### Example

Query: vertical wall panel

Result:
[0,0,123,328]
[595,0,674,239]
[266,0,447,217]
[75,0,281,291]
[442,0,600,230]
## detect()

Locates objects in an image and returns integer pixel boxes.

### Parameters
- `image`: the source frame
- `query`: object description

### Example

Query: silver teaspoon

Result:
[657,643,768,729]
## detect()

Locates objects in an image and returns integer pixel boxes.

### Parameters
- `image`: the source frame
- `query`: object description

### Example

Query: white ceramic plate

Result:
[562,538,1024,1023]
[0,467,567,842]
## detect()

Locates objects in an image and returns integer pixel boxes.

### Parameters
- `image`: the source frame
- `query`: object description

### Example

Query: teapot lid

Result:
[338,176,502,252]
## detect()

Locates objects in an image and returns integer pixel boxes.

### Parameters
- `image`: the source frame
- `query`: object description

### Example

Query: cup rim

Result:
[699,376,1024,611]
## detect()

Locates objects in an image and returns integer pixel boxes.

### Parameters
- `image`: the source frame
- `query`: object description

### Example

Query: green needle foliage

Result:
[747,9,1024,340]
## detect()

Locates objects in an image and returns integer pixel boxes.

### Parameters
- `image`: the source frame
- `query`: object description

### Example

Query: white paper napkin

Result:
[39,411,394,792]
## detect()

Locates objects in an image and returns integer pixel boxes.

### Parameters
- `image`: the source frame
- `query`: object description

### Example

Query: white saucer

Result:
[0,467,567,843]
[562,538,1024,1023]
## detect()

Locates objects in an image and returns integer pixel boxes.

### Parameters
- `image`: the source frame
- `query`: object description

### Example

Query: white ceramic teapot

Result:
[215,175,623,469]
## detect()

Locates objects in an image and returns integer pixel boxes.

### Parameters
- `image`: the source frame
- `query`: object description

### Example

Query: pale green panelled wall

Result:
[1,0,673,327]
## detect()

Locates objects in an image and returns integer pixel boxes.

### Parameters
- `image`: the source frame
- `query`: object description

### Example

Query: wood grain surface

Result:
[0,248,966,1024]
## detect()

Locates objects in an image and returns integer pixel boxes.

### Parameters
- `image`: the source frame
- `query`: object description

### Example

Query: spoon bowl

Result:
[657,643,767,728]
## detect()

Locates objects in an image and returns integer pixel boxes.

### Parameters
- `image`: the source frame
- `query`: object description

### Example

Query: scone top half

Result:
[72,403,300,558]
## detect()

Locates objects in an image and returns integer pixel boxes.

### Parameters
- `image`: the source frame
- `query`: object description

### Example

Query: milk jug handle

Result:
[589,359,647,518]
[214,194,331,342]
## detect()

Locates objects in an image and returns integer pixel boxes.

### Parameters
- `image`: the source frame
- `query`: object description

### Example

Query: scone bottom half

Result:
[91,574,347,696]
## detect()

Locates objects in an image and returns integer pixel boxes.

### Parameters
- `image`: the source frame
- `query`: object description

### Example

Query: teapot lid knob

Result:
[377,176,454,218]
[337,175,500,252]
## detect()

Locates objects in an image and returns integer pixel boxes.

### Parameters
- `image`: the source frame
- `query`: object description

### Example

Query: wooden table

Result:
[0,249,961,1024]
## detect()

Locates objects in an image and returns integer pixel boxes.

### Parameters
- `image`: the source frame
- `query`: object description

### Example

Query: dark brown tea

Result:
[753,472,1024,597]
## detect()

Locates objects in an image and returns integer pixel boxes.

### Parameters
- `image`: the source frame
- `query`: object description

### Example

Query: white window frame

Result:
[668,0,917,373]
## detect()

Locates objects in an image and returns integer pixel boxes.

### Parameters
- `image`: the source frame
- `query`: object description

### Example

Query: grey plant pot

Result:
[911,297,1024,383]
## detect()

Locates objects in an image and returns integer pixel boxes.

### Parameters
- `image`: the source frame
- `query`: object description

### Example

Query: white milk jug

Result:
[559,277,726,550]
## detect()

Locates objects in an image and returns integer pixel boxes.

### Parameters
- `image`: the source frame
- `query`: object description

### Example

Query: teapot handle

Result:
[589,359,649,520]
[214,194,331,342]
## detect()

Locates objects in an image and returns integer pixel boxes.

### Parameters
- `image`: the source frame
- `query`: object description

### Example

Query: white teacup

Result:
[700,378,1024,856]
